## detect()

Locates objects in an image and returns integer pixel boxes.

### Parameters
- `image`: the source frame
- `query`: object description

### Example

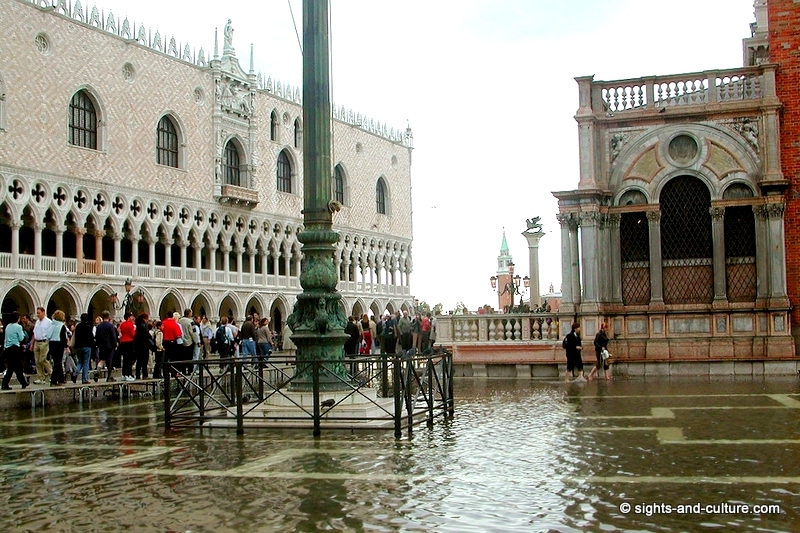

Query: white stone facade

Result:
[0,0,415,328]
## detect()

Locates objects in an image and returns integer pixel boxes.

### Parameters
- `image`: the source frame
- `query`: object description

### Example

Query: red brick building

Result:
[769,0,800,351]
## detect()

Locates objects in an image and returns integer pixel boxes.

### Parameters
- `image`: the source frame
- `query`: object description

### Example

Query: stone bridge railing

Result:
[435,313,563,344]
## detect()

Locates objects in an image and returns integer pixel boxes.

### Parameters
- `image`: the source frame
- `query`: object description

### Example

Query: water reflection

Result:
[0,377,797,532]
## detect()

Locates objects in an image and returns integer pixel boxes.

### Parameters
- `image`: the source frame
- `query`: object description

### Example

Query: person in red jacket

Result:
[118,313,136,381]
[160,312,182,377]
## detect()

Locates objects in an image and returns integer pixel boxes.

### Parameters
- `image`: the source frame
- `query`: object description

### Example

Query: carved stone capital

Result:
[607,213,621,228]
[752,204,768,220]
[766,202,785,219]
[709,206,725,221]
[578,211,601,227]
[646,211,661,223]
[556,212,578,230]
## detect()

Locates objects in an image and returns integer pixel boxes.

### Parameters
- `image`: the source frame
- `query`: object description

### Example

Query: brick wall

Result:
[770,1,800,332]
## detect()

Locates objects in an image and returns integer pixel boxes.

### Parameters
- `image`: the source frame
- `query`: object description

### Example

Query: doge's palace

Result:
[0,0,415,330]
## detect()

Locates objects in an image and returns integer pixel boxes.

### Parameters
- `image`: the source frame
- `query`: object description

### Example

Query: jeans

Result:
[257,342,272,362]
[241,339,257,361]
[76,347,91,383]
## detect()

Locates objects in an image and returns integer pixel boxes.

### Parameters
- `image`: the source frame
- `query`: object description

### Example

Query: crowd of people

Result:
[0,308,282,390]
[344,310,438,358]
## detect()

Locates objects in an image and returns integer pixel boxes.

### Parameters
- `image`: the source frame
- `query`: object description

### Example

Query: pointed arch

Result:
[68,85,105,150]
[156,112,185,168]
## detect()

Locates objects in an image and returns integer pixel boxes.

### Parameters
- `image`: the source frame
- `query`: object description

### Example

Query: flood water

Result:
[0,377,798,532]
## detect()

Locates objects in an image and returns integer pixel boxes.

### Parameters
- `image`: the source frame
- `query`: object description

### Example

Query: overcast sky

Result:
[90,0,756,311]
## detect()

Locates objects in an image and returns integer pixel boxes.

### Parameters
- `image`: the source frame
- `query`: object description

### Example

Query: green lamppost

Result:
[285,0,349,390]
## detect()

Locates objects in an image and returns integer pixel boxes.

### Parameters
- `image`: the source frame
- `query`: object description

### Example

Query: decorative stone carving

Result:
[223,19,235,56]
[137,25,147,46]
[731,117,759,150]
[121,18,131,40]
[610,132,629,161]
[646,210,661,223]
[766,202,785,219]
[668,134,699,166]
[556,212,578,230]
[709,206,725,221]
[89,6,100,28]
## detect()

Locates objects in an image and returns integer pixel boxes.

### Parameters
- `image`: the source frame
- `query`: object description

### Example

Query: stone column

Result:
[556,213,574,308]
[55,226,64,271]
[130,236,140,275]
[208,243,219,282]
[766,202,788,302]
[75,227,85,275]
[753,205,769,302]
[710,206,727,304]
[521,228,544,307]
[33,222,43,270]
[113,232,122,277]
[249,248,256,282]
[579,212,601,307]
[647,211,664,305]
[271,251,279,283]
[608,214,623,303]
[147,236,157,277]
[261,247,270,285]
[194,238,203,280]
[236,244,244,285]
[163,238,173,274]
[221,243,231,283]
[179,239,189,280]
[10,220,20,270]
[570,220,581,307]
[94,230,103,275]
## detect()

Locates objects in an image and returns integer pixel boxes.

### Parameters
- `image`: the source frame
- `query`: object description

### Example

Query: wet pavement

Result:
[0,376,797,532]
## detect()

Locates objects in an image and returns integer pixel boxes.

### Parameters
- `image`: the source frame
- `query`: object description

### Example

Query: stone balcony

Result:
[218,184,259,208]
[579,64,778,119]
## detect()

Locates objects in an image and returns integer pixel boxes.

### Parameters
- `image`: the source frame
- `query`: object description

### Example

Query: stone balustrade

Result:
[586,65,775,114]
[435,313,562,344]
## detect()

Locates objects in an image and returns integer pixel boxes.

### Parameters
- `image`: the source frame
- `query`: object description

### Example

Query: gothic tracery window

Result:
[376,178,387,215]
[69,90,97,149]
[224,140,241,187]
[156,115,179,168]
[334,164,345,204]
[277,150,292,193]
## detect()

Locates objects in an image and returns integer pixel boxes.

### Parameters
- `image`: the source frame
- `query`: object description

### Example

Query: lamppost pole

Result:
[490,262,529,313]
[286,0,349,391]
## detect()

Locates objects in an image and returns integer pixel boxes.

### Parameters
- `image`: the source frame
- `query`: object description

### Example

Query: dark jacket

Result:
[593,330,609,355]
[73,321,95,349]
[564,331,582,360]
[95,320,118,350]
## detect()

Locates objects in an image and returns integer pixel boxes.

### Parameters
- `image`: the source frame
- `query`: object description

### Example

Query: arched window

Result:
[376,178,387,215]
[277,150,292,193]
[620,211,650,305]
[270,110,279,141]
[69,90,97,149]
[156,115,179,168]
[724,205,756,302]
[334,164,345,204]
[294,118,302,149]
[224,140,241,186]
[660,175,712,304]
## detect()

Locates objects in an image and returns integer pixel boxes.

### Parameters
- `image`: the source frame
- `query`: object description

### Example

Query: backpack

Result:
[384,320,395,338]
[562,335,569,350]
[215,325,231,347]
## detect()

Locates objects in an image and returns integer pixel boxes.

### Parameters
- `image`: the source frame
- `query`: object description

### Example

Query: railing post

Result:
[405,358,414,435]
[199,361,205,420]
[393,353,402,438]
[312,359,321,437]
[447,352,454,418]
[427,357,434,427]
[381,353,389,398]
[235,360,244,435]
[163,366,171,432]
[707,70,718,104]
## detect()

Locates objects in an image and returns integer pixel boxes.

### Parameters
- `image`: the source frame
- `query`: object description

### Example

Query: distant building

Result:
[0,0,415,328]
[553,0,796,362]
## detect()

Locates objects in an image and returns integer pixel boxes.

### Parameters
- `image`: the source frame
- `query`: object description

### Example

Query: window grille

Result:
[277,151,292,193]
[620,211,650,305]
[224,141,240,186]
[724,205,756,302]
[334,165,344,204]
[376,179,386,214]
[69,90,97,149]
[156,116,179,168]
[660,176,713,304]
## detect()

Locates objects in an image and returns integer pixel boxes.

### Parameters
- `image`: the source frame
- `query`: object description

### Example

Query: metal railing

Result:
[163,351,454,437]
